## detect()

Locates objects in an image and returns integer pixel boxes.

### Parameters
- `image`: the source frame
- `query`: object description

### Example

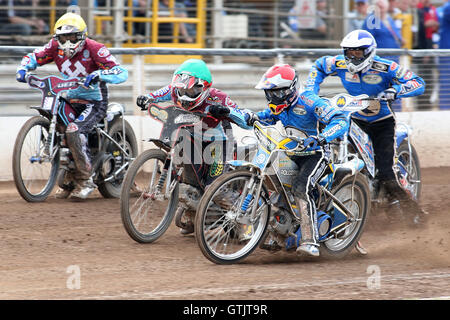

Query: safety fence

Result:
[1,47,450,117]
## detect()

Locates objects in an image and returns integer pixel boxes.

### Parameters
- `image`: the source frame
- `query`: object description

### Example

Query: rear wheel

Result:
[98,119,138,198]
[120,148,179,243]
[320,174,371,259]
[396,140,421,200]
[12,116,60,202]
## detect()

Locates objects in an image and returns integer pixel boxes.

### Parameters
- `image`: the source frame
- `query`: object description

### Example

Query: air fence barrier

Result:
[0,47,450,180]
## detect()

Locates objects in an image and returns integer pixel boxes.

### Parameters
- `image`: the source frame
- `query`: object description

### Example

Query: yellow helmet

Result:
[53,12,87,58]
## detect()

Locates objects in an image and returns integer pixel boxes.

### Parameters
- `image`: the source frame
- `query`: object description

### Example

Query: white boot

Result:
[296,243,320,257]
[70,178,97,200]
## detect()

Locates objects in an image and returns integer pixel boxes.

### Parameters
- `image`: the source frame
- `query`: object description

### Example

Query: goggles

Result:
[177,83,204,98]
[56,33,81,44]
[265,87,292,100]
[344,48,366,66]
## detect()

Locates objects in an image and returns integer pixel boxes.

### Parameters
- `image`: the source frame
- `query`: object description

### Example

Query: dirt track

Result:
[0,167,449,301]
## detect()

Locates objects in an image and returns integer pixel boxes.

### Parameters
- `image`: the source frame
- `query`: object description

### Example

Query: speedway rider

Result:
[15,12,128,200]
[136,58,252,235]
[303,29,426,223]
[246,64,349,257]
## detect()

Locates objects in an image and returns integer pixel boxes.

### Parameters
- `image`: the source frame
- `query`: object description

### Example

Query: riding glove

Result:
[83,71,100,87]
[377,88,397,101]
[209,105,230,118]
[136,95,153,110]
[16,69,27,83]
[245,112,260,126]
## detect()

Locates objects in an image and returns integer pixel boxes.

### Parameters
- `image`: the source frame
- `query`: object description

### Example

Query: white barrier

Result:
[1,111,449,181]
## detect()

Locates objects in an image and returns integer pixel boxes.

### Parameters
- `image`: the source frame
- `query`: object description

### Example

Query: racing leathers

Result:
[141,85,251,187]
[304,54,426,215]
[17,38,128,192]
[255,92,349,250]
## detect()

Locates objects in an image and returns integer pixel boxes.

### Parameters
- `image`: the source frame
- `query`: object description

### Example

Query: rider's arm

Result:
[145,85,173,103]
[304,56,339,94]
[17,39,56,73]
[92,45,128,84]
[207,89,253,129]
[301,91,349,143]
[96,65,128,84]
[388,63,425,99]
[255,108,277,125]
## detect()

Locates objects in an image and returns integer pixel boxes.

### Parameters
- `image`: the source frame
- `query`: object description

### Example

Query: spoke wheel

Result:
[12,116,59,202]
[120,148,179,243]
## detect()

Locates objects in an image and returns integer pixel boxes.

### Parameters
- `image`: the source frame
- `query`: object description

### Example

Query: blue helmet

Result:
[340,30,377,74]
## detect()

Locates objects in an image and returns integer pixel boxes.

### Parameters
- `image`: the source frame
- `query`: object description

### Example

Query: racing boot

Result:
[294,197,320,257]
[382,180,427,226]
[55,187,73,199]
[178,183,201,210]
[70,177,97,200]
[355,241,368,255]
[177,208,195,235]
[54,171,76,199]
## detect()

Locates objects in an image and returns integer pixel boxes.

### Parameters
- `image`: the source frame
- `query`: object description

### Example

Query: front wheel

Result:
[12,116,60,202]
[195,170,271,264]
[120,148,179,243]
[320,174,371,259]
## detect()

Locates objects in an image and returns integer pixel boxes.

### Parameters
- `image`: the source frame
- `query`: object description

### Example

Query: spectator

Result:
[363,0,404,49]
[158,0,193,43]
[132,0,148,40]
[288,0,328,41]
[363,0,403,111]
[0,0,49,36]
[415,0,439,110]
[439,0,450,109]
[348,0,369,32]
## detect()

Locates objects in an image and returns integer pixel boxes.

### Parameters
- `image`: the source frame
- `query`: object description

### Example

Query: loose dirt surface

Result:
[0,167,449,301]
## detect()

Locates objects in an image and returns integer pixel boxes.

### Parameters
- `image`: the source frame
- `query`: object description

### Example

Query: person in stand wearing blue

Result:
[246,64,349,258]
[303,29,427,229]
[439,0,450,109]
[363,0,404,50]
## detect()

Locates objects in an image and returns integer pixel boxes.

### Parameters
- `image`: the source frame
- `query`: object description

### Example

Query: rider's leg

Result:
[66,102,105,199]
[291,153,327,257]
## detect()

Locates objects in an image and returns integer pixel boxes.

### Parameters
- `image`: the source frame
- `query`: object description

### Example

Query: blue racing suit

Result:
[304,54,426,207]
[256,92,349,245]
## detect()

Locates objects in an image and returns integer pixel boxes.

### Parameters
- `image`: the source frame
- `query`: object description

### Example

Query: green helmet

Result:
[172,59,213,110]
[173,59,212,84]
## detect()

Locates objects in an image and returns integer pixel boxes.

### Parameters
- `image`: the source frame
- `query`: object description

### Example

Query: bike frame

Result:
[26,74,133,182]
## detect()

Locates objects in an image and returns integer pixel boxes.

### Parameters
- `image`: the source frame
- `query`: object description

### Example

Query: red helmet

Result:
[255,64,299,115]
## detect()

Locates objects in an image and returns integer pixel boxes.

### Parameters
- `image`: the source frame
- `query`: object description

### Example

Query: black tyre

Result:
[98,119,138,198]
[195,169,270,264]
[12,116,60,202]
[320,174,371,259]
[396,140,421,200]
[120,148,179,243]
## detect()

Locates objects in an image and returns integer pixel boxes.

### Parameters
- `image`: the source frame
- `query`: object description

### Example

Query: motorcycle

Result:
[326,93,422,212]
[120,103,256,243]
[194,94,373,264]
[12,74,138,202]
